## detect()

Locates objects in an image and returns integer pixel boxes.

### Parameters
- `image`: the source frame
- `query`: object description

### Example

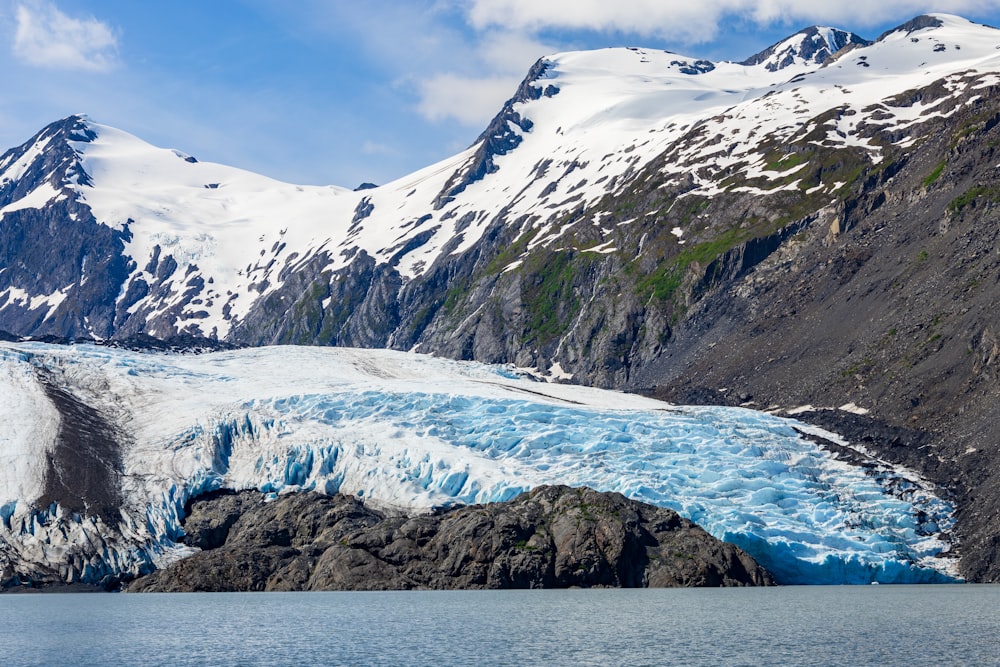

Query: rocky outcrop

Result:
[127,486,772,592]
[434,58,559,208]
[740,26,870,70]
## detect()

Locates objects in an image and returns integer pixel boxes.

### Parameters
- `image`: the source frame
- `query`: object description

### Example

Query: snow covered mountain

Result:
[0,341,955,587]
[0,14,994,363]
[4,13,1000,582]
[740,26,870,70]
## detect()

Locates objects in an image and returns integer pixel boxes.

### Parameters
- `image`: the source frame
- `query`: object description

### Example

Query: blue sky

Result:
[1,1,999,188]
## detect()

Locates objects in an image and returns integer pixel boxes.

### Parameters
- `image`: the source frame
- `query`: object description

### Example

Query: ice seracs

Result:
[0,342,957,586]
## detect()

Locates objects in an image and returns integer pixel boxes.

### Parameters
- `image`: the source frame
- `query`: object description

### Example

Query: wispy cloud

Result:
[12,0,119,71]
[464,0,998,42]
[410,28,554,127]
[361,140,397,156]
[416,74,520,125]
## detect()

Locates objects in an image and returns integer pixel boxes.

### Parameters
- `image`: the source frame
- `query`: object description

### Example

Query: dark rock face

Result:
[0,116,133,340]
[878,15,945,41]
[127,486,772,592]
[741,26,871,70]
[229,249,406,348]
[434,58,559,208]
[0,200,133,341]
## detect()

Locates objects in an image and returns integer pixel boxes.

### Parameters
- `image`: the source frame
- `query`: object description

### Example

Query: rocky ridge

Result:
[127,486,772,592]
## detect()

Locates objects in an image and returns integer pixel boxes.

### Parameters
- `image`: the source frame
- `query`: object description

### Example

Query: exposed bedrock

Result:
[127,486,772,592]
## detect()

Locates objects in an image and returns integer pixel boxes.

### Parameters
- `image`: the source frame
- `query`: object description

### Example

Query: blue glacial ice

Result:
[215,391,956,585]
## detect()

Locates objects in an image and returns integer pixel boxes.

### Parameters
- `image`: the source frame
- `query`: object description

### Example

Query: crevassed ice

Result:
[217,393,956,584]
[0,343,957,585]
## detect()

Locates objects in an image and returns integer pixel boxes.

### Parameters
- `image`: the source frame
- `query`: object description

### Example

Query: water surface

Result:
[3,586,998,666]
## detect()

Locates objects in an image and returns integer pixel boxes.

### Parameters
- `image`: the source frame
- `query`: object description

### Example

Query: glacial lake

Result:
[3,586,999,666]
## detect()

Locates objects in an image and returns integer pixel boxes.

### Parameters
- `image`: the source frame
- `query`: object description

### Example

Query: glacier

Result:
[0,342,956,586]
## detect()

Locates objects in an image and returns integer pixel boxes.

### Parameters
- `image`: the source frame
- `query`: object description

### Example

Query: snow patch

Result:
[0,183,64,217]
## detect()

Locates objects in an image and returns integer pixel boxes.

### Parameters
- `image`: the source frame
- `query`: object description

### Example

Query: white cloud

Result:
[476,30,555,75]
[411,28,554,126]
[12,1,119,71]
[466,0,731,43]
[416,74,519,125]
[464,0,998,43]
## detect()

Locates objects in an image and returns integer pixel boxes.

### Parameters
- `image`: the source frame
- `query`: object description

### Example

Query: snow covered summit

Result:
[0,14,998,357]
[741,25,870,71]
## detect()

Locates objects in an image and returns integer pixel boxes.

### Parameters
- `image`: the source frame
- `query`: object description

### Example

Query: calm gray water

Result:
[2,586,998,666]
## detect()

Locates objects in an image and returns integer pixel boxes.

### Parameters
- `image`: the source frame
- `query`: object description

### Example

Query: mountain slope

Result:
[410,14,1000,383]
[2,15,981,353]
[3,13,1000,579]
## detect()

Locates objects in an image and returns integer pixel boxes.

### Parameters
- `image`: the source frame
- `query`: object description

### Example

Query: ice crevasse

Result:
[0,342,957,585]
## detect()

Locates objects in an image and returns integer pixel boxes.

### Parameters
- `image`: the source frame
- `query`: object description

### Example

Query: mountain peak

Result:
[0,115,96,208]
[742,26,871,71]
[15,114,98,144]
[0,114,94,167]
[434,57,559,208]
[874,12,1000,42]
[876,14,945,41]
[60,114,99,143]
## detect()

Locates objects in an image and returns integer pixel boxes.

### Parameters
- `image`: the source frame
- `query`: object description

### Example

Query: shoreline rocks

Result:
[127,485,773,592]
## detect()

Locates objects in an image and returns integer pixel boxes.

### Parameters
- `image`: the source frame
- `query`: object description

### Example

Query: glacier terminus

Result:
[0,342,956,587]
